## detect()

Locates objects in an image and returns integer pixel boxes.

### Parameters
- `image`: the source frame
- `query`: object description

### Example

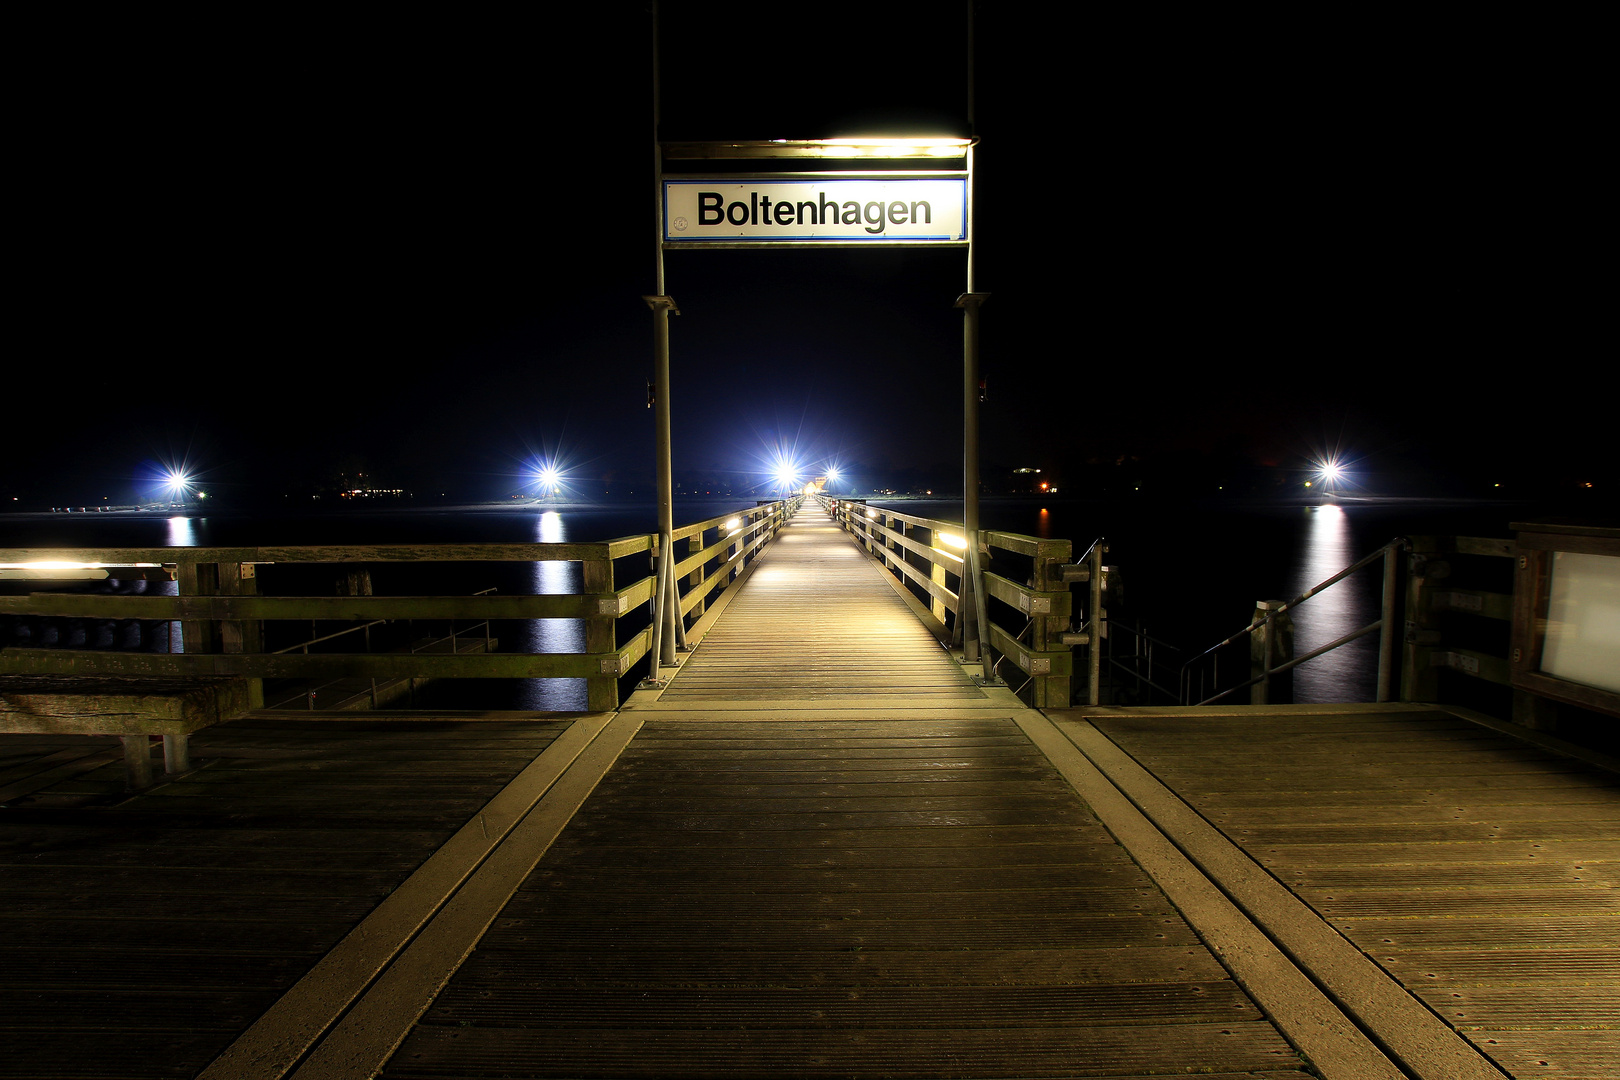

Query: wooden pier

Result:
[2,509,1616,1078]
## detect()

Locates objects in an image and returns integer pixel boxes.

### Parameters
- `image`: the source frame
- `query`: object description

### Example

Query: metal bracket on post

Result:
[967,544,1003,687]
[640,541,674,689]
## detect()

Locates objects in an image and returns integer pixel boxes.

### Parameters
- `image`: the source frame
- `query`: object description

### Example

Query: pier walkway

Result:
[1,512,1616,1079]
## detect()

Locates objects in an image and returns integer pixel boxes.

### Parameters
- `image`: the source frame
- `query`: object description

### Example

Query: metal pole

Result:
[646,6,678,671]
[957,291,990,667]
[646,295,678,666]
[1377,541,1400,702]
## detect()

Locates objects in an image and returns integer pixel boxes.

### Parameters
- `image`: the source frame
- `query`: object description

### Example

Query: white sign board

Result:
[663,178,967,245]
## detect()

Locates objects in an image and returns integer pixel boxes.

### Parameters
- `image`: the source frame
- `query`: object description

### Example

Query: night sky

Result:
[11,5,1610,509]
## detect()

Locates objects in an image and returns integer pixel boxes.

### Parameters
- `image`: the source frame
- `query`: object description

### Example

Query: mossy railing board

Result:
[0,634,653,681]
[0,539,655,565]
[0,588,656,622]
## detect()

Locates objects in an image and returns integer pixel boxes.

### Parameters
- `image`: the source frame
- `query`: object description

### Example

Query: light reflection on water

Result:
[520,511,586,711]
[166,516,197,547]
[161,516,193,651]
[1286,504,1377,702]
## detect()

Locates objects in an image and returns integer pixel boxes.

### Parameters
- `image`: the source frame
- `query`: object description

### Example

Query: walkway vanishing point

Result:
[2,505,1617,1079]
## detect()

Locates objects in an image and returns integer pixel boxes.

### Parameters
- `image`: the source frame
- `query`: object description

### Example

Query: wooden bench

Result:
[0,675,250,789]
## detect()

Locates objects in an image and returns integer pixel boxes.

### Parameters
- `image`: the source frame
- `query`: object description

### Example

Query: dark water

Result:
[0,494,1547,709]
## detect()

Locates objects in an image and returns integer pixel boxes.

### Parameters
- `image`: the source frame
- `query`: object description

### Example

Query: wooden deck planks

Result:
[383,718,1306,1079]
[0,717,571,1080]
[1085,707,1620,1080]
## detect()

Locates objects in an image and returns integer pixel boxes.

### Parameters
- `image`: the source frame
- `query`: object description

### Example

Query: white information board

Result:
[663,178,967,245]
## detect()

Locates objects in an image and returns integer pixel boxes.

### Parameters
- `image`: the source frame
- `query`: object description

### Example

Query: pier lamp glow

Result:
[773,462,799,494]
[793,136,974,159]
[164,470,192,495]
[666,137,974,161]
[1309,458,1346,494]
[534,464,562,496]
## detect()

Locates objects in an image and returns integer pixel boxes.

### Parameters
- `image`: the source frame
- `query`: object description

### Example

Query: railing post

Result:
[1030,539,1073,708]
[177,560,220,656]
[1403,538,1443,702]
[930,530,950,626]
[584,551,618,711]
[686,531,705,622]
[1377,541,1400,702]
[222,561,264,709]
[1248,600,1295,705]
[1087,541,1106,705]
[1251,602,1275,705]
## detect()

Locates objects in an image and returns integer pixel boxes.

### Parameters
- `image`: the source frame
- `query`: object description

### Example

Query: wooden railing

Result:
[820,497,1094,707]
[0,500,793,712]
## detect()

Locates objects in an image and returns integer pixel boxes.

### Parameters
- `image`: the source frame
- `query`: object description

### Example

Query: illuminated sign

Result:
[663,178,967,245]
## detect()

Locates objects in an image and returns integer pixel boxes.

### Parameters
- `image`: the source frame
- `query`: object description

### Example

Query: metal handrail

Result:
[1180,537,1406,706]
[1104,622,1183,704]
[273,619,389,655]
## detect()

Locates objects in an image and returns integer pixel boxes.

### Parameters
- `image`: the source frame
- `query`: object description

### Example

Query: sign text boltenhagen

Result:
[663,179,967,245]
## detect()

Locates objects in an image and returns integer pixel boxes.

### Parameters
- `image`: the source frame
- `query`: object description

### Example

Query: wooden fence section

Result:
[823,498,1090,708]
[1069,705,1620,1080]
[0,501,793,713]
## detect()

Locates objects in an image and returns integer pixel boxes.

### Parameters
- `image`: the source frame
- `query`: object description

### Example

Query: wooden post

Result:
[686,533,705,621]
[1087,542,1107,706]
[584,554,617,712]
[162,734,190,775]
[1030,541,1073,708]
[1402,538,1444,702]
[1377,543,1400,703]
[1250,601,1279,705]
[177,561,220,655]
[930,532,950,626]
[121,735,154,790]
[222,562,264,709]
